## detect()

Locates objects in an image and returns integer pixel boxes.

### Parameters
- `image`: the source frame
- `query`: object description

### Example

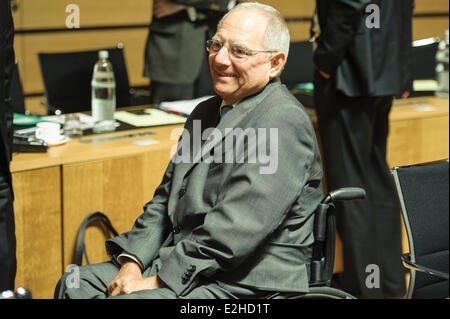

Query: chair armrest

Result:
[40,98,62,115]
[402,254,449,280]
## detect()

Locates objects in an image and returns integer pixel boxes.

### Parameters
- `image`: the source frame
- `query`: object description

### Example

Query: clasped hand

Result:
[107,261,166,296]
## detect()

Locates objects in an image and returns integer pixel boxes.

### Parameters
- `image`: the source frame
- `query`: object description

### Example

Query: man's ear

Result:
[268,52,287,79]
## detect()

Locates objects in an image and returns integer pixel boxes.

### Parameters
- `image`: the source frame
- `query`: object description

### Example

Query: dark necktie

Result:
[220,105,233,122]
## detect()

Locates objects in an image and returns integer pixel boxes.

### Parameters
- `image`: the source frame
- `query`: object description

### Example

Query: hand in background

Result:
[153,0,187,19]
[319,69,331,79]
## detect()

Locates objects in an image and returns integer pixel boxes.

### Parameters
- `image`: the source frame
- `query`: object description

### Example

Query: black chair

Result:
[10,61,26,114]
[38,45,132,114]
[392,159,449,299]
[406,37,441,97]
[280,40,315,108]
[280,40,314,90]
[273,187,366,299]
[412,37,440,80]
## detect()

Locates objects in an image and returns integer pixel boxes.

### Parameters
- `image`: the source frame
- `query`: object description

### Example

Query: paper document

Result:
[158,95,214,116]
[413,79,438,92]
[114,108,186,127]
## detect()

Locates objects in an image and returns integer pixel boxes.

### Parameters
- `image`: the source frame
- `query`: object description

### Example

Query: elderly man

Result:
[55,2,323,299]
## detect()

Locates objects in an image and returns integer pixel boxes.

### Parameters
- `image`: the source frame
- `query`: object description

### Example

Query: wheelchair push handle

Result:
[323,187,366,204]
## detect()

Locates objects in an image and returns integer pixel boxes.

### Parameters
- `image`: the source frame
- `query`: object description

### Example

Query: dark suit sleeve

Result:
[158,104,319,296]
[314,0,371,75]
[0,0,15,167]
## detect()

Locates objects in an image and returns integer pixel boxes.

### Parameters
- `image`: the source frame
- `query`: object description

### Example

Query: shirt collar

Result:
[219,100,240,114]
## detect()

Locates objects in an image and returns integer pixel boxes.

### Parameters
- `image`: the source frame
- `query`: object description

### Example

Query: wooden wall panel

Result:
[15,28,149,95]
[62,151,172,269]
[11,0,449,108]
[13,0,152,29]
[388,115,449,167]
[13,166,62,299]
[414,0,449,14]
[413,17,449,41]
[288,22,311,42]
[258,0,315,18]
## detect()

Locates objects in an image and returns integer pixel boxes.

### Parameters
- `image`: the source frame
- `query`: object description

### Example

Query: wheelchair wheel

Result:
[290,286,356,299]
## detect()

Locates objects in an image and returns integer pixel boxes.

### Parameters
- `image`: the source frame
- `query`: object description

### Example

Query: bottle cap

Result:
[99,50,109,59]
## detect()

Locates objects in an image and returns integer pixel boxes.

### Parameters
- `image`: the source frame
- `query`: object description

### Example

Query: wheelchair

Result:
[272,187,366,299]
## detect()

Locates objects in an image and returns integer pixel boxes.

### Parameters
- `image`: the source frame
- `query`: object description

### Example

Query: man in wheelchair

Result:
[55,2,362,299]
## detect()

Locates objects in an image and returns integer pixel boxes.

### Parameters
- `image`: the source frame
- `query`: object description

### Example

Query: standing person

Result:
[144,0,233,104]
[312,0,413,298]
[0,0,17,292]
[55,2,324,299]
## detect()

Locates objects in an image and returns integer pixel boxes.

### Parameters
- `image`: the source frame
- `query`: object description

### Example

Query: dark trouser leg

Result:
[369,98,406,297]
[54,259,256,299]
[55,261,119,299]
[193,53,215,98]
[314,73,405,298]
[0,172,16,292]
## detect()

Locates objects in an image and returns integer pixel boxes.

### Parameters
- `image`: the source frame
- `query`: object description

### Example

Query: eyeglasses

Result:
[206,39,277,59]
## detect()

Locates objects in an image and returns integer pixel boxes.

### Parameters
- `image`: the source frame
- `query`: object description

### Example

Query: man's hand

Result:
[108,261,167,296]
[153,0,187,19]
[319,69,331,79]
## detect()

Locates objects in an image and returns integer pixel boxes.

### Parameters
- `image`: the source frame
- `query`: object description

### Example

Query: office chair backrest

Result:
[10,61,25,114]
[38,46,131,114]
[412,37,440,80]
[280,41,314,90]
[392,160,449,299]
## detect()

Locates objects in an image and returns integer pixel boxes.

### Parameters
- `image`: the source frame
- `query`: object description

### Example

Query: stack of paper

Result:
[158,95,214,116]
[114,108,187,127]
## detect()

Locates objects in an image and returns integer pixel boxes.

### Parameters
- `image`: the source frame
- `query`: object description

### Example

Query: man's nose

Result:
[214,46,232,66]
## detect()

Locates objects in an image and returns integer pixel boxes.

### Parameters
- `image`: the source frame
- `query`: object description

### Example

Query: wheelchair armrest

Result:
[401,253,449,280]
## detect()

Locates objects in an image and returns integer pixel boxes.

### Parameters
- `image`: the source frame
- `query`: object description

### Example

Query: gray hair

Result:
[217,2,290,58]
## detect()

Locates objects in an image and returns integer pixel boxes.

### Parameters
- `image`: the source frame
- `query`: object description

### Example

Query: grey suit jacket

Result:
[144,0,230,84]
[106,79,323,296]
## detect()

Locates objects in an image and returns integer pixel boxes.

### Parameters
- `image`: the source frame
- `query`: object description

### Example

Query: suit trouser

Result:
[149,54,214,105]
[54,259,265,299]
[314,72,406,298]
[0,171,16,292]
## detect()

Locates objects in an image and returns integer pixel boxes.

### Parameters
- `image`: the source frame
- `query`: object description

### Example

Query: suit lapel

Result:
[167,96,221,218]
[200,80,279,159]
[167,79,281,218]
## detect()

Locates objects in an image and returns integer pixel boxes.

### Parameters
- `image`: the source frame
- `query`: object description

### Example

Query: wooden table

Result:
[11,97,448,298]
[11,123,182,299]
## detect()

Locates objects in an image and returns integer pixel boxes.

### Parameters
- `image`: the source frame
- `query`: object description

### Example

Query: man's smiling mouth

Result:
[217,73,237,77]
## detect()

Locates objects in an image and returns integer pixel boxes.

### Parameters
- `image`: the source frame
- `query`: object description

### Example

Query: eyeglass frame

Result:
[206,39,278,59]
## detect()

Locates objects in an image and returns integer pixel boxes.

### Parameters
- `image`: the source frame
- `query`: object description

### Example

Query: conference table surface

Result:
[11,121,183,173]
[11,96,449,173]
[9,96,449,299]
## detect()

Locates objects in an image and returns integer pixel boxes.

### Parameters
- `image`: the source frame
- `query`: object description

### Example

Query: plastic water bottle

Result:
[91,50,116,133]
[435,30,449,98]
